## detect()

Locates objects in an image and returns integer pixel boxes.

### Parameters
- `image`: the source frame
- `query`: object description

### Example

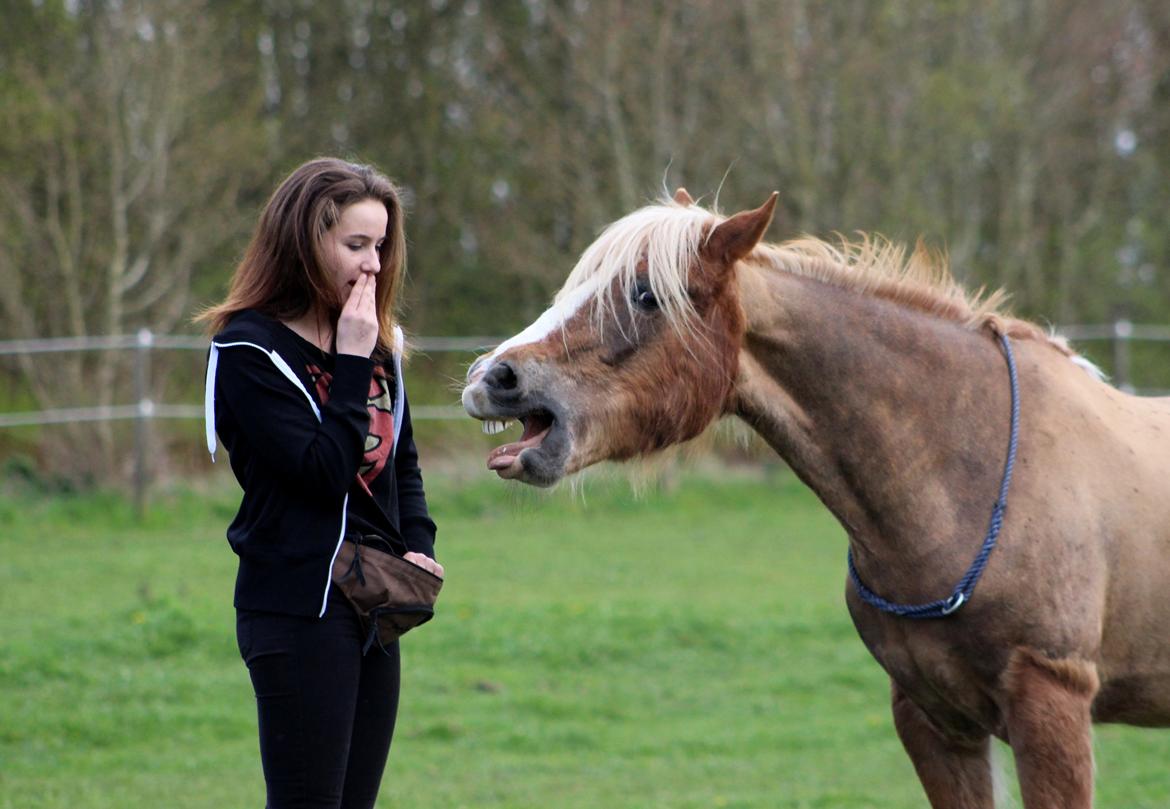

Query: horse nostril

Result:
[484,361,518,391]
[467,356,486,382]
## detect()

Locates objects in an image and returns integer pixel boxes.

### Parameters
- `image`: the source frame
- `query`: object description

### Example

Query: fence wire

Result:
[0,324,1167,431]
[0,331,500,427]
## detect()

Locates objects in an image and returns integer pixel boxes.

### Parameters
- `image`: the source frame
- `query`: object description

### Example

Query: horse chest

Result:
[848,596,1005,737]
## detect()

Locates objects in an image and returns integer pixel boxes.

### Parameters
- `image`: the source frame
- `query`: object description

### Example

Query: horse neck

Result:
[732,261,1013,568]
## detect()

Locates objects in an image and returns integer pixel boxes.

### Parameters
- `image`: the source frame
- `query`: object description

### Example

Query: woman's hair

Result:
[196,157,407,356]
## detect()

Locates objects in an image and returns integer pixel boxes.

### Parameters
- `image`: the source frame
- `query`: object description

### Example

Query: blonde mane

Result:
[555,197,1091,365]
[753,235,1101,366]
[754,237,1036,337]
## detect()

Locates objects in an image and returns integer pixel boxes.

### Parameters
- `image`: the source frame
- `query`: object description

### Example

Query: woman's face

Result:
[321,198,389,303]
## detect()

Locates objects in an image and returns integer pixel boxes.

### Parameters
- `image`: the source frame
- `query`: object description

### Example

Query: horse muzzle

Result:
[462,357,573,486]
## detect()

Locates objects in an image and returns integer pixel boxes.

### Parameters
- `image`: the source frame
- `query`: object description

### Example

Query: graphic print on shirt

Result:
[307,364,395,496]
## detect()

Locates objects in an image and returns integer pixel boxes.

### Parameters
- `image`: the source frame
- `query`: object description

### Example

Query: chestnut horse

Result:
[462,189,1170,808]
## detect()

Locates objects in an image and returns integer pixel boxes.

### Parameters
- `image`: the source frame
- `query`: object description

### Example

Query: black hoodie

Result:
[204,309,436,617]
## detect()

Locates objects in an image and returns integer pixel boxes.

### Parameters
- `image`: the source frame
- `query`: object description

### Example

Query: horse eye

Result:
[633,284,658,311]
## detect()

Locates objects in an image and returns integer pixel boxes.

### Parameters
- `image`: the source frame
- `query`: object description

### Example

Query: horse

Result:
[461,188,1170,808]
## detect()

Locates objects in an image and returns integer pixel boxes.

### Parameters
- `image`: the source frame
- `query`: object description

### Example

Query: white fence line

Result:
[0,332,503,355]
[2,324,1168,427]
[0,330,501,514]
[1,324,1167,430]
[0,403,470,429]
[0,330,499,428]
[1057,322,1170,342]
[1056,320,1169,396]
[0,403,199,429]
[0,325,1164,514]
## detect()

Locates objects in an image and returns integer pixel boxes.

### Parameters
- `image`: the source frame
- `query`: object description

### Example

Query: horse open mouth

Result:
[483,410,555,480]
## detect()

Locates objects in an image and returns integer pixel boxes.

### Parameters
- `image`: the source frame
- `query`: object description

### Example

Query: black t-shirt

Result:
[286,330,406,550]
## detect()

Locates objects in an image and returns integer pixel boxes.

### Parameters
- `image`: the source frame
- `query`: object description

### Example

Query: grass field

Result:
[2,464,1168,808]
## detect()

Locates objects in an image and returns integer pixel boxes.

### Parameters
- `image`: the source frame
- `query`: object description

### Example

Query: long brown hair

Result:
[196,157,406,357]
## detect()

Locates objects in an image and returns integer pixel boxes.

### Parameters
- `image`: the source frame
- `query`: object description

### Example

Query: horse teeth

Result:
[482,419,511,435]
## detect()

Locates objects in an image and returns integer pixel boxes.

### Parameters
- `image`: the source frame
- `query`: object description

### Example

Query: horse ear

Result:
[673,187,695,206]
[704,192,779,264]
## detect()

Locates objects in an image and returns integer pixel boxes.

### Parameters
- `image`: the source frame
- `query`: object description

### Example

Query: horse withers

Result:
[461,188,1170,808]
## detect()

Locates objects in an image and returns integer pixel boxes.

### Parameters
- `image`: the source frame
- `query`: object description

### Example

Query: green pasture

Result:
[1,467,1167,808]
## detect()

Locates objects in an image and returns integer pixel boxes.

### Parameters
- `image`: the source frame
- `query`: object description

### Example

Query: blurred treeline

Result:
[1,0,1169,483]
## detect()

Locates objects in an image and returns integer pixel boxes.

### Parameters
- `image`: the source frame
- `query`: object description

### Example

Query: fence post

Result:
[133,328,154,519]
[1112,318,1133,394]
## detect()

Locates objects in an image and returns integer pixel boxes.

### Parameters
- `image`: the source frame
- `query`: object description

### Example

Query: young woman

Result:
[198,158,442,809]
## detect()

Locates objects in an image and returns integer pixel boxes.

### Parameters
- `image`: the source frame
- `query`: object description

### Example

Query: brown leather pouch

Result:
[332,533,443,654]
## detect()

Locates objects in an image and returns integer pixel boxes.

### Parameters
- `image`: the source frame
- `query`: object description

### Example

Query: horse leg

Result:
[1002,647,1099,809]
[891,682,995,809]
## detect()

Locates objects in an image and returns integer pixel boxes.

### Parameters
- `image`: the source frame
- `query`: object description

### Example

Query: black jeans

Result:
[236,587,400,809]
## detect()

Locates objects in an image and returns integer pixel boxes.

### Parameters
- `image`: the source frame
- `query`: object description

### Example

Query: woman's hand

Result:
[336,272,379,357]
[404,551,444,579]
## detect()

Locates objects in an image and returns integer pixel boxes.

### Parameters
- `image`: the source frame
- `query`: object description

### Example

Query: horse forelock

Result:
[555,199,719,338]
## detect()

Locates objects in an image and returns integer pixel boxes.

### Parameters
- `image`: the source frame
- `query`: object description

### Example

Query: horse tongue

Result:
[486,421,552,472]
[487,448,521,471]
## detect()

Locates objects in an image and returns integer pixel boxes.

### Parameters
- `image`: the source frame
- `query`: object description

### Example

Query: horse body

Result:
[462,190,1170,807]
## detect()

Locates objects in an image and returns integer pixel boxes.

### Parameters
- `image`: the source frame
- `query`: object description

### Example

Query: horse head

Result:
[462,190,778,485]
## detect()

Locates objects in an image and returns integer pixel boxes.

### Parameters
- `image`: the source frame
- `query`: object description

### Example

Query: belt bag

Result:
[331,533,443,654]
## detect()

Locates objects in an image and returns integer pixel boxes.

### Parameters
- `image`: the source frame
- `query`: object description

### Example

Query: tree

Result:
[0,0,265,480]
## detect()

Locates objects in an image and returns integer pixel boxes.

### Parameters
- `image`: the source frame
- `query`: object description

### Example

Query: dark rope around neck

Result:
[847,331,1020,619]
